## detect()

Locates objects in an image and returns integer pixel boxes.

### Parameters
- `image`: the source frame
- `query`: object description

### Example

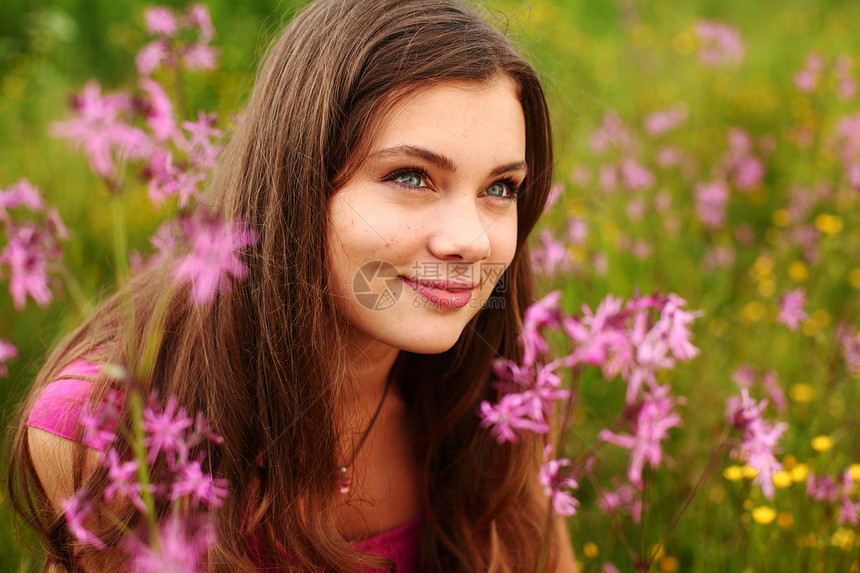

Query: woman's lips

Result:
[401,276,474,309]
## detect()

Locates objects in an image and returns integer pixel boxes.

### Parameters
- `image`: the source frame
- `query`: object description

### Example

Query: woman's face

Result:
[327,77,526,354]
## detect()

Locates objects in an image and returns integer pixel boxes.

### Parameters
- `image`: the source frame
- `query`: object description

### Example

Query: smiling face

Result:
[327,76,526,355]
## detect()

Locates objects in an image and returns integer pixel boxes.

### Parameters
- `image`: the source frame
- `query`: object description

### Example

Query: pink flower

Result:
[139,78,178,142]
[185,4,215,43]
[0,339,18,377]
[807,472,840,502]
[80,388,122,451]
[127,513,216,573]
[761,370,787,416]
[1,223,55,309]
[841,329,860,376]
[778,288,808,331]
[644,104,687,136]
[619,158,654,190]
[794,53,823,92]
[145,148,206,207]
[694,180,729,229]
[598,483,642,523]
[478,392,550,444]
[61,487,106,550]
[144,6,178,37]
[181,111,222,170]
[136,40,169,76]
[0,178,44,214]
[695,20,745,67]
[567,218,587,245]
[726,389,787,499]
[732,365,756,388]
[531,230,569,277]
[169,459,229,508]
[599,387,682,488]
[171,211,258,304]
[589,113,634,153]
[144,395,193,464]
[544,183,563,212]
[182,44,218,71]
[563,295,630,372]
[103,449,146,512]
[539,447,580,516]
[50,81,149,178]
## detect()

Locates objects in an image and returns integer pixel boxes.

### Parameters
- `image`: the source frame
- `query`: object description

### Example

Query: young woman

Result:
[8,0,576,571]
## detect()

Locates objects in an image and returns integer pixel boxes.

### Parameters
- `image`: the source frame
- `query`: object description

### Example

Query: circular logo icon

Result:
[352,260,403,311]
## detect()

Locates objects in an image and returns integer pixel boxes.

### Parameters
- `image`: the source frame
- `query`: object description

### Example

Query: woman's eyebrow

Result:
[369,145,527,176]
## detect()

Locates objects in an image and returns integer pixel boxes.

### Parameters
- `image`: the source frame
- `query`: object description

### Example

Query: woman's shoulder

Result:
[27,357,112,450]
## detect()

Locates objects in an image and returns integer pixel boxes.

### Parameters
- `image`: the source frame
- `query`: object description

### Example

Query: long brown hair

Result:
[8,0,556,571]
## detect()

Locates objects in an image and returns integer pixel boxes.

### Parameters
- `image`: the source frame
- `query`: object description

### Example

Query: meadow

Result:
[2,0,860,571]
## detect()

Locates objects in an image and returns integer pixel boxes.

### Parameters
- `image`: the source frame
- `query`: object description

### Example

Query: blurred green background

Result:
[3,0,860,571]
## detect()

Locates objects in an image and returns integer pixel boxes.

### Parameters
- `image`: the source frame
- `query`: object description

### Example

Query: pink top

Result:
[27,361,423,572]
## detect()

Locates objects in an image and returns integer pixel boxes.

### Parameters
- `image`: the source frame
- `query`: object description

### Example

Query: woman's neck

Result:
[342,336,400,411]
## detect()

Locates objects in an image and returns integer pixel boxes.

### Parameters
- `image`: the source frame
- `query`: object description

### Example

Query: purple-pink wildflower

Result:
[144,6,178,37]
[598,483,642,523]
[50,81,149,179]
[841,328,860,376]
[695,20,745,67]
[171,211,258,305]
[531,230,570,278]
[599,386,682,488]
[136,40,169,76]
[694,180,730,229]
[62,487,107,550]
[1,223,55,309]
[185,4,215,43]
[644,104,688,136]
[0,178,44,214]
[127,513,216,573]
[139,78,178,143]
[80,388,122,451]
[478,392,550,444]
[144,395,193,464]
[0,339,18,377]
[725,389,787,499]
[103,449,147,512]
[778,288,808,331]
[539,447,580,516]
[169,458,229,508]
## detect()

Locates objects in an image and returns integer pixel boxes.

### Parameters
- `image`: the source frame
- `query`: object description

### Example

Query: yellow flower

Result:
[582,542,598,559]
[723,465,744,482]
[648,543,665,561]
[791,463,809,483]
[740,301,765,323]
[743,464,760,479]
[788,260,808,282]
[752,506,776,525]
[772,470,793,489]
[659,556,680,573]
[831,528,856,551]
[849,269,860,290]
[849,464,860,482]
[772,209,791,227]
[815,213,843,236]
[777,512,795,529]
[789,383,815,403]
[811,435,833,452]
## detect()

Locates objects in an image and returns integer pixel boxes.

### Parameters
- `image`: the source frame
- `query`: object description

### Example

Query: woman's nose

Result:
[426,195,492,263]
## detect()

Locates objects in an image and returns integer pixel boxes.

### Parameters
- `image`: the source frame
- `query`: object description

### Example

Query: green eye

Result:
[485,182,509,197]
[395,172,424,187]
